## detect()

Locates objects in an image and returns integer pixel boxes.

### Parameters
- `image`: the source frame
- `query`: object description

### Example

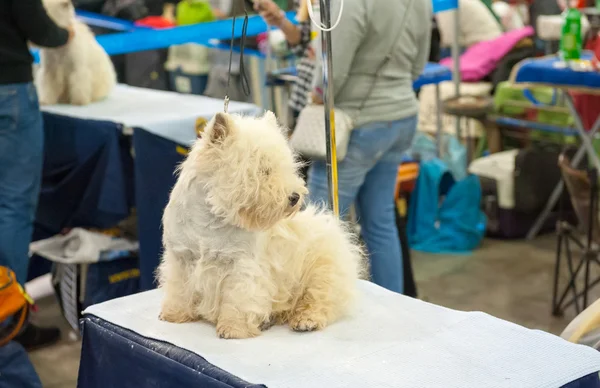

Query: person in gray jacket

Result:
[307,0,431,294]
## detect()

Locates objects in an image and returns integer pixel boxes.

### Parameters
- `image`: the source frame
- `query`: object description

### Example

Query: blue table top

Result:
[512,52,600,91]
[413,62,453,89]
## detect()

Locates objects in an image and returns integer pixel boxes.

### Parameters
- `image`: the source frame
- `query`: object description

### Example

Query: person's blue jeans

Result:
[307,115,417,294]
[0,83,44,285]
[0,341,42,388]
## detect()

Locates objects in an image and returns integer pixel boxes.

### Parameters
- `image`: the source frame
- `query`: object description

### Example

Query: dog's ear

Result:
[262,110,278,127]
[210,112,233,143]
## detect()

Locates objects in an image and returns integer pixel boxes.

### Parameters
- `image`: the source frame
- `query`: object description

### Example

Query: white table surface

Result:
[85,280,600,388]
[42,84,262,145]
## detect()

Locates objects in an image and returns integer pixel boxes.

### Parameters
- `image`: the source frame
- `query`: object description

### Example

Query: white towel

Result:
[30,228,138,264]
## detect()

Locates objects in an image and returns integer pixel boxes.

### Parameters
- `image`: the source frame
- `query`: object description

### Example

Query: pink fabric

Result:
[440,26,535,82]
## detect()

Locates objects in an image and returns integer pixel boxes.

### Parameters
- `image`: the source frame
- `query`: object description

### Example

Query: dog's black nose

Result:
[289,193,300,207]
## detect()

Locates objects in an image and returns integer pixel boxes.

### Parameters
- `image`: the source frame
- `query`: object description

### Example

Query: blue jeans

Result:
[0,342,42,388]
[0,83,44,285]
[307,115,417,294]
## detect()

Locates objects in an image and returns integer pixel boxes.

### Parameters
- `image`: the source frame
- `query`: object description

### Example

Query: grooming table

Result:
[42,84,259,143]
[41,85,261,289]
[510,52,600,239]
[78,280,600,388]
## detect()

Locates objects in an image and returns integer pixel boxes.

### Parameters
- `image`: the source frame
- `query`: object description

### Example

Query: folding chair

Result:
[553,154,600,316]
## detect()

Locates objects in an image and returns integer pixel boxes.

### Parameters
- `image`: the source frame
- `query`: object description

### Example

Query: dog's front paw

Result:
[289,312,327,332]
[216,322,260,339]
[158,309,195,323]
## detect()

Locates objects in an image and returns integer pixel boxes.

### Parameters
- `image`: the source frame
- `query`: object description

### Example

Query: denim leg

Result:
[356,161,405,293]
[0,83,44,285]
[307,116,417,293]
[306,159,363,219]
[356,116,417,294]
[0,342,43,388]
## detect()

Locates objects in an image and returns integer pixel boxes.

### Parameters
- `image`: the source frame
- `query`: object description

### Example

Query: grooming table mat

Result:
[81,280,600,388]
[42,84,261,145]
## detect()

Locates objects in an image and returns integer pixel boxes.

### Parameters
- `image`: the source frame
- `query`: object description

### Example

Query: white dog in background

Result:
[158,111,365,339]
[36,0,116,105]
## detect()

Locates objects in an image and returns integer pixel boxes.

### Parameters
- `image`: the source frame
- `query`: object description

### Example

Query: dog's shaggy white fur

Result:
[158,111,365,339]
[36,0,116,105]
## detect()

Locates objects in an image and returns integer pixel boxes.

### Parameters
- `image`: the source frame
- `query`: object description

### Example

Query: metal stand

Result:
[435,84,443,156]
[526,97,600,239]
[451,7,461,137]
[320,0,339,216]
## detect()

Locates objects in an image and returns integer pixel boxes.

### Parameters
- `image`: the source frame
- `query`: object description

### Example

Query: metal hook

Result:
[224,95,230,113]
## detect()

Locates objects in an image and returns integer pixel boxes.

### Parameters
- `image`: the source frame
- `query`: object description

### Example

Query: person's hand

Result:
[212,8,227,19]
[254,0,285,27]
[312,92,323,105]
[162,3,176,23]
[67,25,75,43]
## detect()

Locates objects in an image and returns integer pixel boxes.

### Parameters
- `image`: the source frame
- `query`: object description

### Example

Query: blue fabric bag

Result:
[408,158,486,254]
[410,132,468,181]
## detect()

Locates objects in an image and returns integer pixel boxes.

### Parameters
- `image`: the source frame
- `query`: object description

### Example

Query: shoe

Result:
[13,323,61,351]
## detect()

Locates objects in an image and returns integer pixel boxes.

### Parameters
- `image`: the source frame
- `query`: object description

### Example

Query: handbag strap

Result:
[354,0,416,119]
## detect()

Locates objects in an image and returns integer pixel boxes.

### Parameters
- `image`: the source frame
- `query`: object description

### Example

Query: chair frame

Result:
[553,159,600,316]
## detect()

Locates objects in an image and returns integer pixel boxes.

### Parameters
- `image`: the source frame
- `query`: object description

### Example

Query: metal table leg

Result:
[564,93,600,173]
[435,83,443,157]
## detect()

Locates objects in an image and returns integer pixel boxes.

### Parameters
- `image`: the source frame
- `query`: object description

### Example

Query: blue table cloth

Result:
[37,113,134,233]
[28,113,135,281]
[511,52,600,92]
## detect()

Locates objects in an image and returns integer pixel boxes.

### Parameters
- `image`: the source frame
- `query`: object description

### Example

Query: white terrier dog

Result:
[36,0,116,105]
[158,112,365,339]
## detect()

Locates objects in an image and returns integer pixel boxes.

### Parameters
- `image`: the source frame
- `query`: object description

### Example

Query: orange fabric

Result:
[395,163,419,199]
[0,266,30,346]
[0,267,27,321]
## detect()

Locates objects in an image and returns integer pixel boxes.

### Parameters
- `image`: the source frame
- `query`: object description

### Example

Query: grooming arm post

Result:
[320,0,339,216]
[451,6,461,139]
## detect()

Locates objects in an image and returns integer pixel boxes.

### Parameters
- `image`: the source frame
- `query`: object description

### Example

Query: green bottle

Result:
[560,6,582,61]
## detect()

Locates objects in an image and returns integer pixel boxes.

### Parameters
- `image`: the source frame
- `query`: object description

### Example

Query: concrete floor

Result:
[27,234,597,387]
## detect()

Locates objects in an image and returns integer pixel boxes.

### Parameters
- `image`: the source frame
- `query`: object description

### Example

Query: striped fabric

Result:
[288,0,315,114]
[58,263,81,332]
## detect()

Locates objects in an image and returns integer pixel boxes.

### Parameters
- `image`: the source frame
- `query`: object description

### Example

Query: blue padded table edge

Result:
[513,52,600,90]
[75,10,142,32]
[31,11,296,62]
[413,63,452,89]
[79,315,266,388]
[270,63,452,90]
